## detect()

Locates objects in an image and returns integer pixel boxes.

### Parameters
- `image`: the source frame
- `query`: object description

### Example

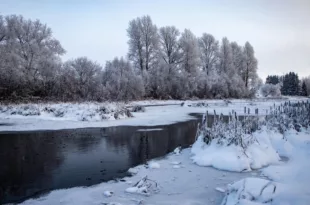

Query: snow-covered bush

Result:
[191,100,309,171]
[181,101,209,107]
[131,105,146,112]
[1,104,41,116]
[197,112,258,147]
[266,101,310,133]
[43,107,66,117]
[114,108,133,119]
[260,84,281,97]
[0,103,134,121]
[191,110,280,171]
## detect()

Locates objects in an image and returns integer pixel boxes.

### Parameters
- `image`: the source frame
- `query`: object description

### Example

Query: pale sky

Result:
[1,0,309,80]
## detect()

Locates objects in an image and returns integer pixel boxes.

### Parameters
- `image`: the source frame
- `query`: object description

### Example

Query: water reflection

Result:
[0,116,200,204]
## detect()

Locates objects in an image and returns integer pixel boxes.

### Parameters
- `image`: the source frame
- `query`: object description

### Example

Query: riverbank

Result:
[19,148,257,205]
[19,127,310,205]
[0,97,306,132]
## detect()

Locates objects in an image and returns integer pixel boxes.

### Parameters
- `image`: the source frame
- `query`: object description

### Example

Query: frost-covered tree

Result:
[102,57,144,101]
[127,15,159,72]
[62,57,102,100]
[217,38,251,98]
[0,13,264,101]
[179,29,200,74]
[243,42,258,88]
[230,42,245,78]
[260,84,281,97]
[158,26,181,73]
[0,14,65,98]
[218,37,233,75]
[198,33,219,75]
[175,29,200,97]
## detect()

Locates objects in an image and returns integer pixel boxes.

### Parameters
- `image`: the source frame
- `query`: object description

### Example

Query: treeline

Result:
[266,72,309,96]
[0,14,260,102]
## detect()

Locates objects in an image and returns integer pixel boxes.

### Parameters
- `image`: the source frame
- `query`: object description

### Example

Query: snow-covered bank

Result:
[0,103,132,121]
[10,99,310,205]
[191,128,280,172]
[221,177,308,205]
[222,127,310,205]
[0,98,306,132]
[19,148,255,205]
[191,99,309,172]
[219,100,310,205]
[17,128,310,205]
[221,128,310,205]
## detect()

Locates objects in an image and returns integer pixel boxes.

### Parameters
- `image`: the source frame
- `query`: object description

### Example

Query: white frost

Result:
[148,161,160,169]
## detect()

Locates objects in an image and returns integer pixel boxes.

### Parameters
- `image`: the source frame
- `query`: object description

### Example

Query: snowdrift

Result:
[191,129,280,172]
[222,177,309,205]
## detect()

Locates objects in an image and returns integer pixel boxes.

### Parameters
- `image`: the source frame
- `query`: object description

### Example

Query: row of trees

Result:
[265,72,309,96]
[0,14,260,101]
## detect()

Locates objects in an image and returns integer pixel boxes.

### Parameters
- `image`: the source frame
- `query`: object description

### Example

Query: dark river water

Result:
[0,115,202,204]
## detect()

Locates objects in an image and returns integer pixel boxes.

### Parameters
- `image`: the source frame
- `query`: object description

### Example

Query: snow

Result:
[222,178,282,205]
[0,102,132,122]
[103,191,113,197]
[222,177,310,205]
[0,97,307,132]
[222,127,310,205]
[148,161,160,169]
[170,161,181,165]
[215,187,226,193]
[261,128,310,185]
[19,148,256,205]
[191,128,281,172]
[2,97,310,205]
[173,146,182,155]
